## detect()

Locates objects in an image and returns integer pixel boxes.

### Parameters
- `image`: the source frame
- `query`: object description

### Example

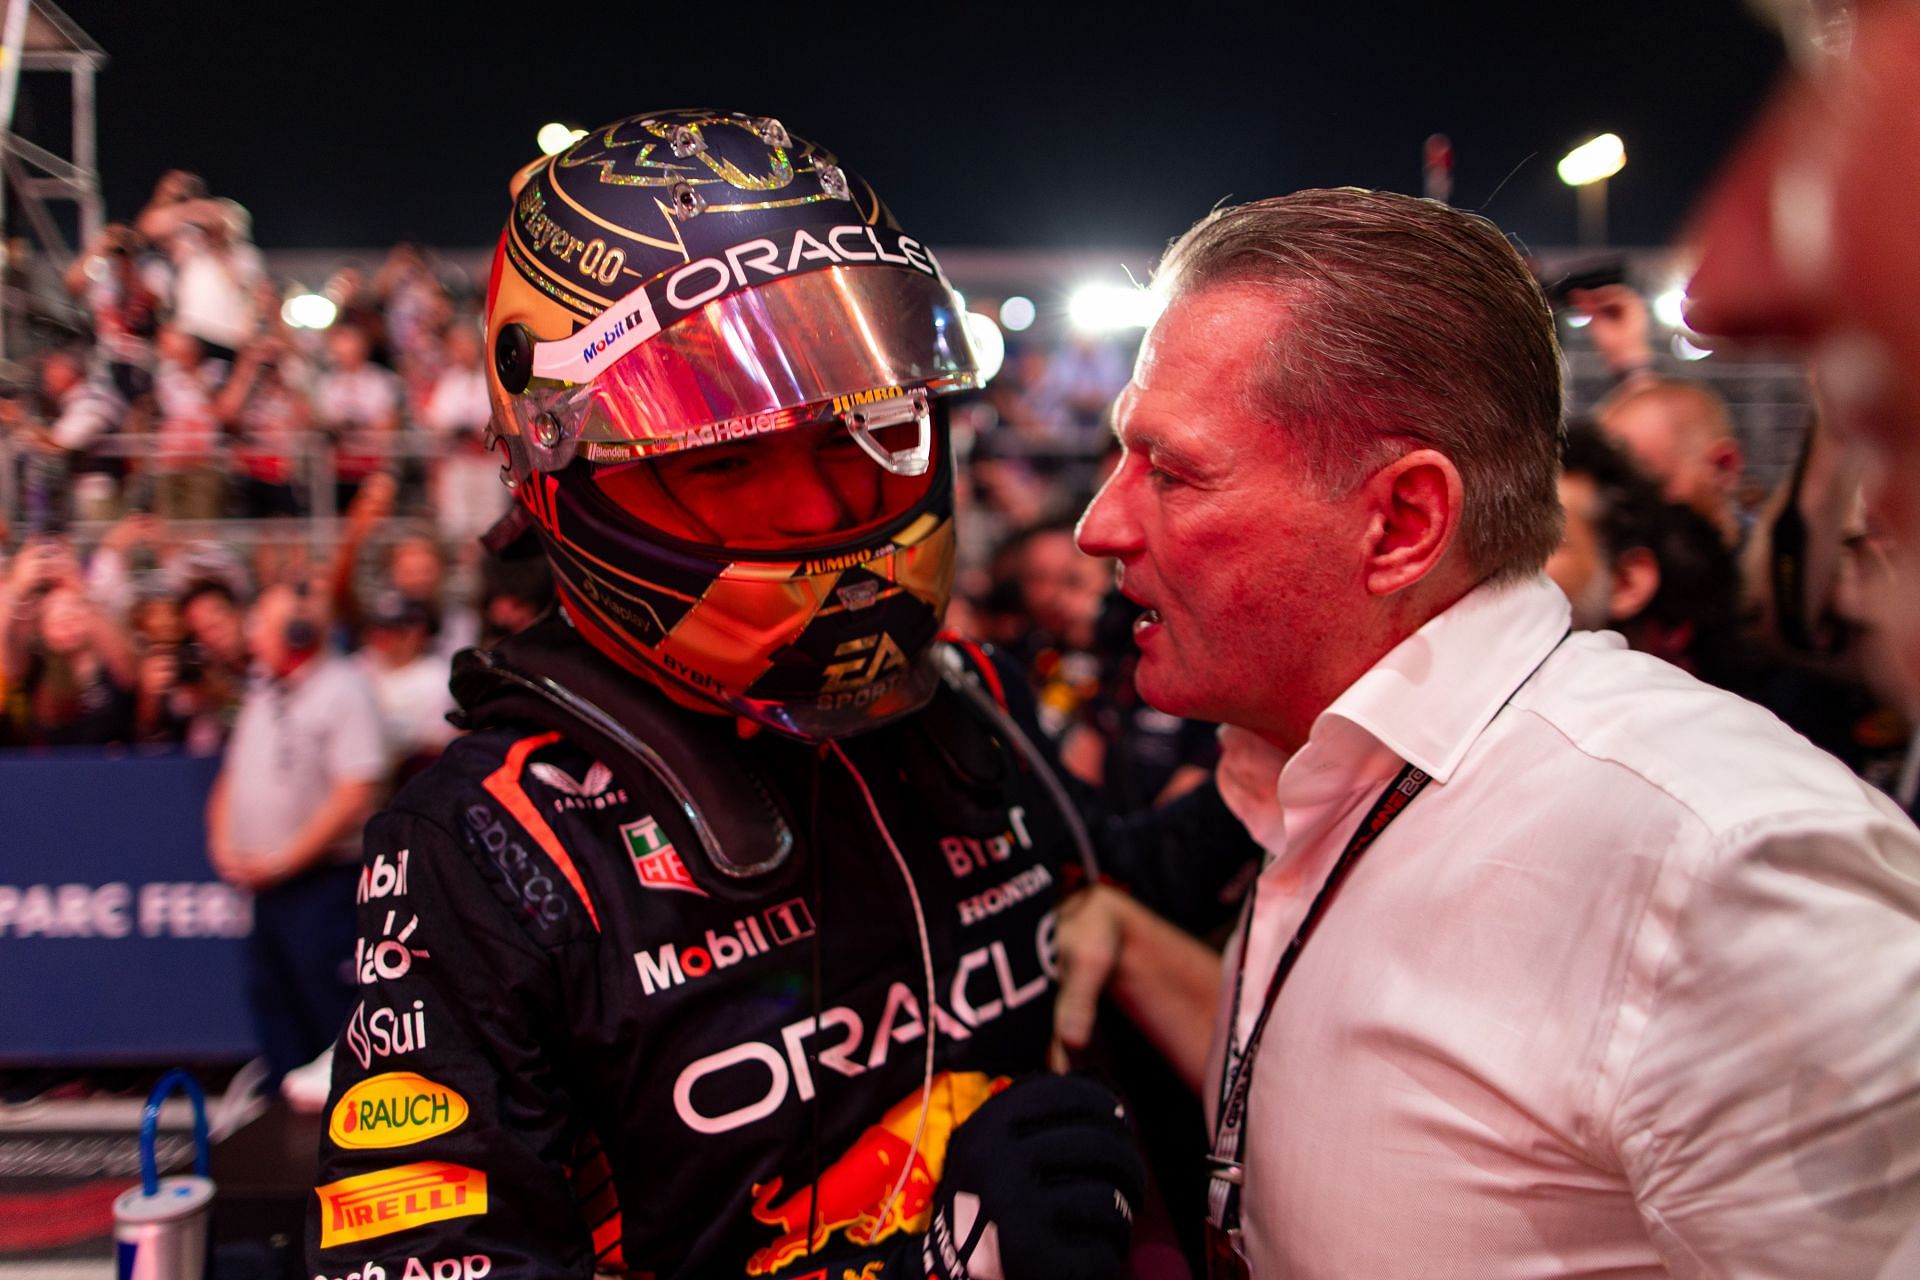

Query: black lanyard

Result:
[1204,762,1431,1256]
[1204,629,1568,1277]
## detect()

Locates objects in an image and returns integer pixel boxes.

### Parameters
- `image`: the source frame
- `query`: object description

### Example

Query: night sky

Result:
[48,1,1784,254]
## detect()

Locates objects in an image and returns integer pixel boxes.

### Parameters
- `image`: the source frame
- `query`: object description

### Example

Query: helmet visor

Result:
[586,413,942,554]
[510,265,980,462]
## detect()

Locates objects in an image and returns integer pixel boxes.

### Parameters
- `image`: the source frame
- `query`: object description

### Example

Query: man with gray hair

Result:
[1055,187,1920,1277]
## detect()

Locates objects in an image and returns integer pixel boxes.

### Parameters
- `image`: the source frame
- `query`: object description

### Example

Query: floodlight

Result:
[1558,134,1626,187]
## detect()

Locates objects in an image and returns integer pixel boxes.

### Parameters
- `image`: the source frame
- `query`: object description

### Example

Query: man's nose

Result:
[1075,471,1138,559]
[773,454,853,538]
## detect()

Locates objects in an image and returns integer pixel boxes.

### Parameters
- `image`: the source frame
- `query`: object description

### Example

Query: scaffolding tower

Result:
[0,0,105,373]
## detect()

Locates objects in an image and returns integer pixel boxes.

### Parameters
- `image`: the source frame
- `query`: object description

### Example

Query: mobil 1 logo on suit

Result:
[633,898,815,996]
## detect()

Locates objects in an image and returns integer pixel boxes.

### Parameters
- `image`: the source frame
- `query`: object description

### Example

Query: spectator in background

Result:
[1015,518,1111,740]
[1550,423,1748,690]
[311,321,401,513]
[1548,422,1664,632]
[1595,376,1747,547]
[1,539,136,747]
[135,171,263,368]
[63,222,162,405]
[1687,0,1920,716]
[1029,334,1130,443]
[1,347,127,531]
[149,326,226,521]
[374,244,448,378]
[321,265,389,366]
[476,549,553,646]
[216,330,312,518]
[205,581,385,1087]
[417,321,506,546]
[332,481,478,652]
[176,578,250,751]
[355,588,456,781]
[127,590,191,746]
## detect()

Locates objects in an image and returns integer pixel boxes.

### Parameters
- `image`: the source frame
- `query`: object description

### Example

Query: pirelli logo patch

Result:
[316,1160,488,1247]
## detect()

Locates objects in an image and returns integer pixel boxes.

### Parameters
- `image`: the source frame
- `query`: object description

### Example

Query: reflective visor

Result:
[511,264,980,462]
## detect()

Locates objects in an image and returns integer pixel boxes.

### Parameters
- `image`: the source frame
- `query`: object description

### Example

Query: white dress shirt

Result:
[1208,574,1920,1278]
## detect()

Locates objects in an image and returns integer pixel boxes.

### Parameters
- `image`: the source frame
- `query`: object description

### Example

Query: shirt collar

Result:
[1310,574,1570,786]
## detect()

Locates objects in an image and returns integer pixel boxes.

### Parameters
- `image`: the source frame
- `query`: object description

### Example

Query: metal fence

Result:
[1,355,1815,554]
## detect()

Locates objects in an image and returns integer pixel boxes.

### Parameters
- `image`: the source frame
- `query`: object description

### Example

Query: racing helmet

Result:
[484,110,981,740]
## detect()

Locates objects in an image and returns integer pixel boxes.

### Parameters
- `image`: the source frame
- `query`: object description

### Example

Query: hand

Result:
[1568,284,1655,377]
[1049,886,1128,1073]
[211,843,289,893]
[923,1073,1144,1280]
[100,511,165,554]
[345,471,397,533]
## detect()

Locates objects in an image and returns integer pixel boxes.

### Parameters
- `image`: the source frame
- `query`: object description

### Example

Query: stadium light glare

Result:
[1565,312,1592,330]
[1558,134,1626,187]
[1068,283,1164,334]
[965,312,1007,384]
[537,123,588,156]
[1000,295,1037,332]
[1672,332,1712,361]
[282,292,338,330]
[1652,286,1688,329]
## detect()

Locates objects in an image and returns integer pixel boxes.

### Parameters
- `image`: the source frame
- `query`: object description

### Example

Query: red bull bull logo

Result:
[745,1071,1007,1275]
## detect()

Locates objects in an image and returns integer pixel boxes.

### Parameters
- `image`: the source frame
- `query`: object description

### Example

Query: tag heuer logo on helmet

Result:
[529,760,629,813]
[622,815,707,897]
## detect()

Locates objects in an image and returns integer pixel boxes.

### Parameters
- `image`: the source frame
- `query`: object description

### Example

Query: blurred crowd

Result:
[2,168,1914,831]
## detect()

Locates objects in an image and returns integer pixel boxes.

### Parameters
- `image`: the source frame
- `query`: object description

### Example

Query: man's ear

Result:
[1361,449,1465,597]
[1608,545,1662,622]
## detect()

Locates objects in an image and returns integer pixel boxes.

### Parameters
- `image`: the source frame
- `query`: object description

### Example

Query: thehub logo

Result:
[316,1161,486,1248]
[356,910,429,985]
[329,1072,469,1150]
[634,898,814,996]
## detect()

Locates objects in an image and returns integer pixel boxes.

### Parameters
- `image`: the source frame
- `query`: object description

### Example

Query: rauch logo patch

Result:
[329,1072,470,1150]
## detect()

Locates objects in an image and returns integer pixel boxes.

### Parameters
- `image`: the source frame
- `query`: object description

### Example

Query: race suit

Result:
[308,618,1251,1279]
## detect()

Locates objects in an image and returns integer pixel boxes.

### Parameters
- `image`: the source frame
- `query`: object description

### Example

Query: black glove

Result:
[922,1073,1144,1280]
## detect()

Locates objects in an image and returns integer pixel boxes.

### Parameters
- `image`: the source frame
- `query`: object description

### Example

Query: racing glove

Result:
[921,1073,1145,1280]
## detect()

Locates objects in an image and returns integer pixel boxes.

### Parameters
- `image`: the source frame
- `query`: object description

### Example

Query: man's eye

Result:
[684,453,751,478]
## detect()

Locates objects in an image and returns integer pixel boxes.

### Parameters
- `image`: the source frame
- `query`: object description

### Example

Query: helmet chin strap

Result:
[844,388,932,477]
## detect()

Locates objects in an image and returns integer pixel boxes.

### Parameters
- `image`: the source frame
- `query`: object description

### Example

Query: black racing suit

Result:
[307,617,1251,1279]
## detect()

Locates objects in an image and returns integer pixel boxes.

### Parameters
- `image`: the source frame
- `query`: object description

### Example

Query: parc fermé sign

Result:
[0,748,257,1062]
